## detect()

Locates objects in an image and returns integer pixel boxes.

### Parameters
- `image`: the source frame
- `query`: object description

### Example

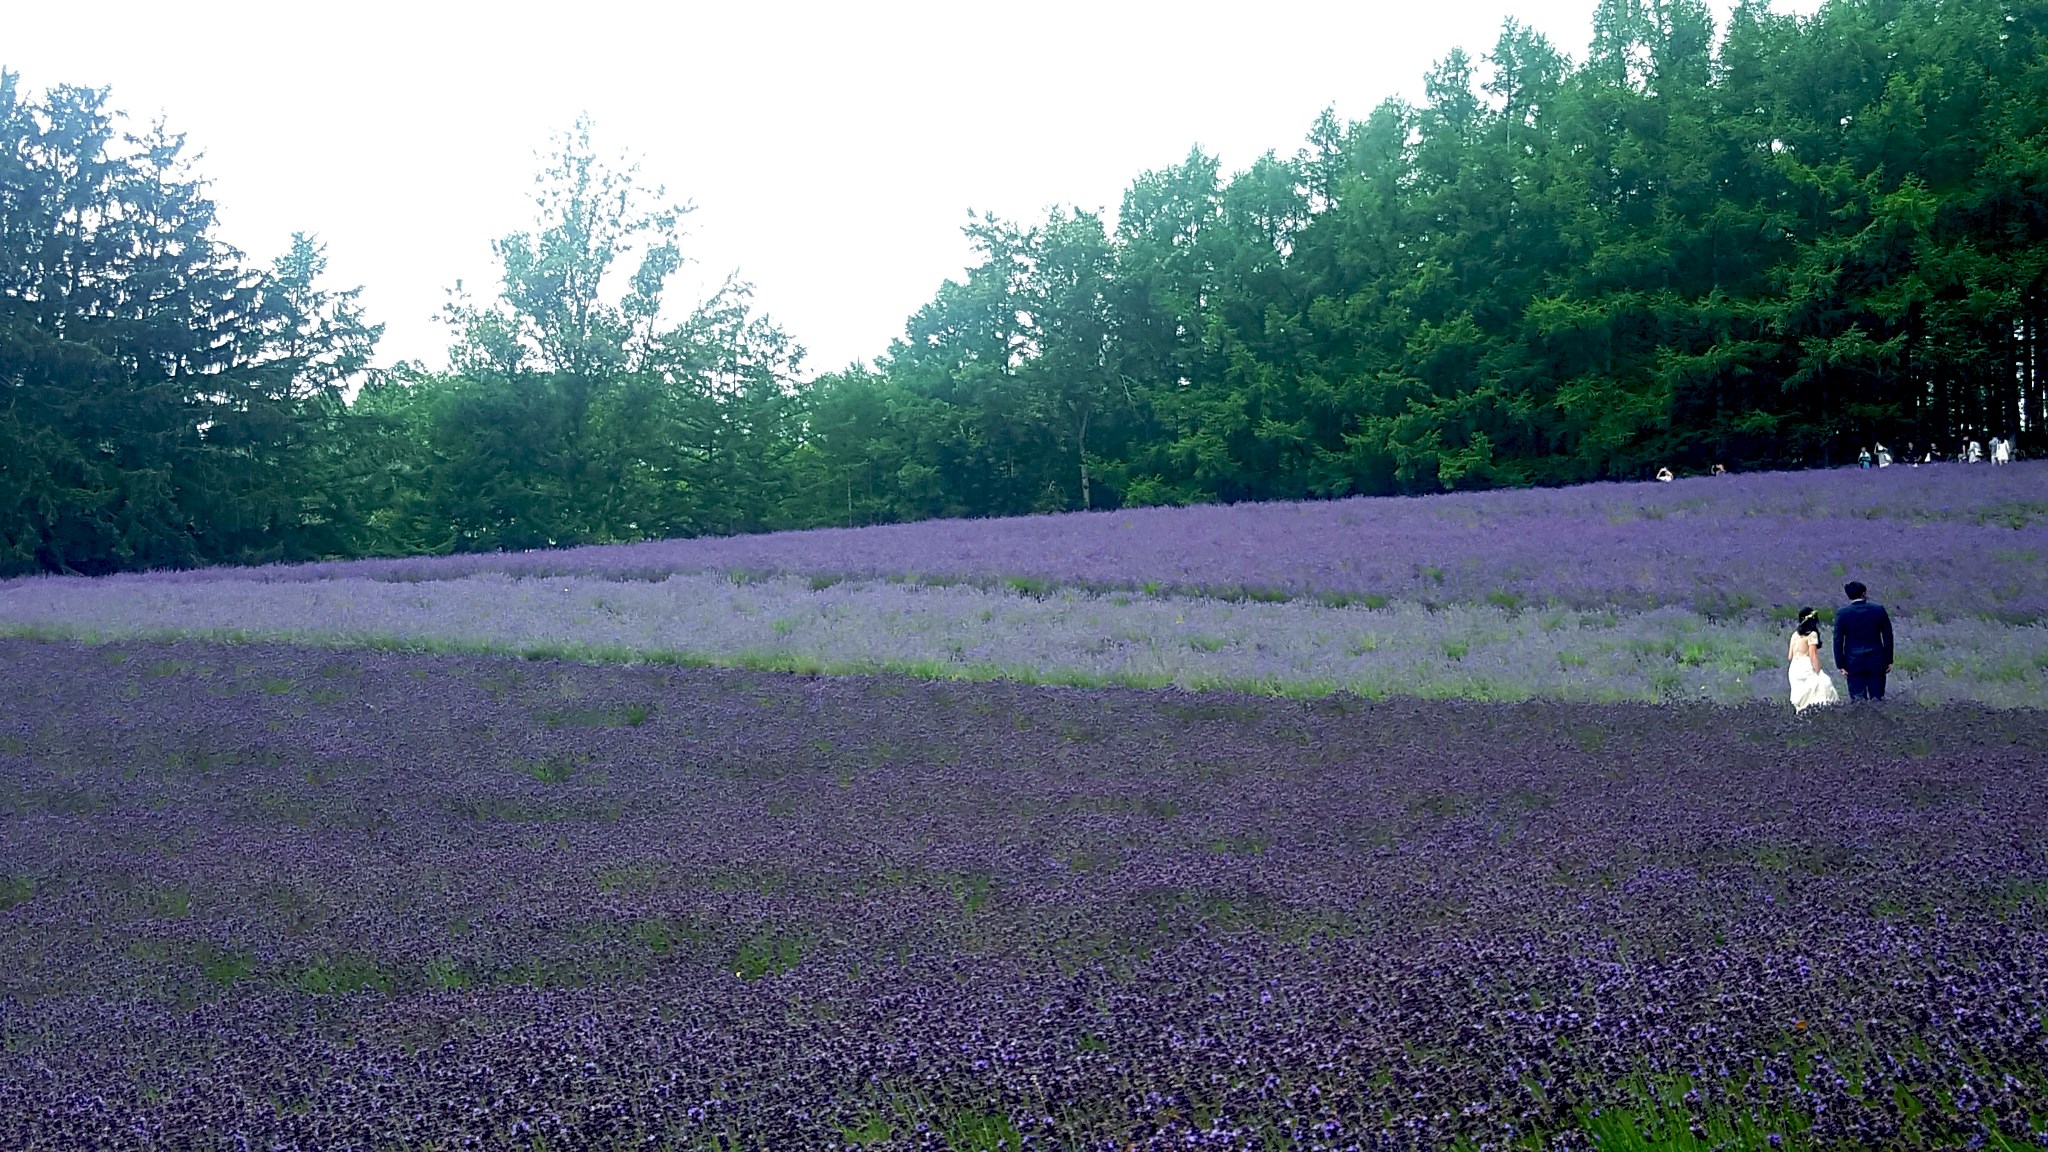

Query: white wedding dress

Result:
[1788,633,1840,712]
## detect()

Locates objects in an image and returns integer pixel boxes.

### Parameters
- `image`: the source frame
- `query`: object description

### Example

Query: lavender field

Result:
[1,639,2044,1150]
[4,570,2046,707]
[4,464,2044,707]
[58,463,2048,621]
[2,467,2047,1151]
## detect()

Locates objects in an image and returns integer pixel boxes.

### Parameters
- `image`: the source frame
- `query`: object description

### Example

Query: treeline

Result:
[822,0,2048,515]
[5,0,2048,576]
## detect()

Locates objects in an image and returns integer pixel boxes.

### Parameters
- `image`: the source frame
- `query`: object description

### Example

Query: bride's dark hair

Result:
[1796,607,1821,636]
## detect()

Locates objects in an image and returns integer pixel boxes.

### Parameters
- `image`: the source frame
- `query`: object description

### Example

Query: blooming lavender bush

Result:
[4,571,2045,707]
[39,461,2045,622]
[0,638,2043,1150]
[2,466,2044,1147]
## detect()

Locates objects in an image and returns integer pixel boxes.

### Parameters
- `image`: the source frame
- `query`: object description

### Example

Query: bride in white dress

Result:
[1788,608,1840,712]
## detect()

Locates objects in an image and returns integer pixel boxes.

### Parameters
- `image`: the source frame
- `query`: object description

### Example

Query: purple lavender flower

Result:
[0,637,2043,1148]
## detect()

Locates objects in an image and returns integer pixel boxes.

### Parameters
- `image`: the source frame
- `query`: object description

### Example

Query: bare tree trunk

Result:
[1077,408,1092,510]
[2026,301,2043,439]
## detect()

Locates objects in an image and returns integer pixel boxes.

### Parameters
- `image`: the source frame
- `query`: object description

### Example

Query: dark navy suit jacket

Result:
[1833,599,1894,673]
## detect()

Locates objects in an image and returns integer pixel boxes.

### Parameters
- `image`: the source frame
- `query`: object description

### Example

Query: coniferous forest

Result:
[5,0,2047,577]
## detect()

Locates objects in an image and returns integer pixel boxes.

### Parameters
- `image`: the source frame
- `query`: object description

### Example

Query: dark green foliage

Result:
[11,0,2048,574]
[291,952,396,996]
[520,754,581,785]
[788,0,2048,519]
[352,119,807,554]
[730,929,806,981]
[192,942,254,989]
[0,72,380,575]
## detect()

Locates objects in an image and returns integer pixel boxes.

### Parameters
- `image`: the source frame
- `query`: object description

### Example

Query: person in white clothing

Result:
[1991,436,2012,465]
[1875,443,1893,467]
[1788,608,1840,713]
[1968,439,1984,463]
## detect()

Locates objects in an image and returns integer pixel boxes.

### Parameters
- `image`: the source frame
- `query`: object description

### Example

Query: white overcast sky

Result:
[9,0,1818,376]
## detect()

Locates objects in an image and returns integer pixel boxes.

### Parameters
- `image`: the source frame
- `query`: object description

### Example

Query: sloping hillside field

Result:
[65,464,2048,618]
[3,464,2046,706]
[0,641,2044,1149]
[1,467,2046,1150]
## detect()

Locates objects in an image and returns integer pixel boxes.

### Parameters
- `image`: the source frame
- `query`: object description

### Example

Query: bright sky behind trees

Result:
[8,0,1818,375]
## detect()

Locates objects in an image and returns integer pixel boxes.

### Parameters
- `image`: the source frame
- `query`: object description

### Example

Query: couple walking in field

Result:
[1788,581,1895,712]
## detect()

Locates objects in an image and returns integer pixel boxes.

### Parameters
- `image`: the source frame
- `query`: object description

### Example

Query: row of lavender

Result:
[1,639,2043,1149]
[4,570,2044,706]
[19,462,2045,621]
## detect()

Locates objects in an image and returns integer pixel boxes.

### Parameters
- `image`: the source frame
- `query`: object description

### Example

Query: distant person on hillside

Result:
[1968,439,1984,463]
[1787,608,1840,713]
[1834,581,1894,701]
[1875,443,1893,467]
[1711,463,1728,476]
[1858,447,1872,469]
[1991,436,2012,465]
[1655,467,1674,482]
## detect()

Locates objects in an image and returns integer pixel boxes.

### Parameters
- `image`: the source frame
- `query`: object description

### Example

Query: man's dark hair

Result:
[1844,581,1867,600]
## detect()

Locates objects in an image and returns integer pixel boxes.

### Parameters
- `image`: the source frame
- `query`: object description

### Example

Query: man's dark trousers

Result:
[1834,598,1895,701]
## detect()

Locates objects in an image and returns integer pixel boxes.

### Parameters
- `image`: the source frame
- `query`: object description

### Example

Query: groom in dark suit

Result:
[1834,580,1895,700]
